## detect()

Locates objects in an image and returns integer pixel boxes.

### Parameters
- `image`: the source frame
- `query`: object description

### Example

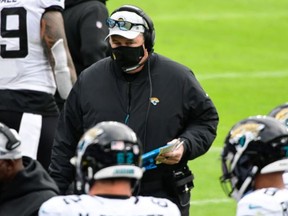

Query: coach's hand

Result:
[156,138,184,165]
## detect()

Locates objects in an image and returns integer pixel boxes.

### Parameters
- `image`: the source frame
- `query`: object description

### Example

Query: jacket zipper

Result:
[124,82,132,124]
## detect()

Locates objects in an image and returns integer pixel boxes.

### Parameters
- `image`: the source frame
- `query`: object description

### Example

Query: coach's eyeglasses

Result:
[106,18,146,31]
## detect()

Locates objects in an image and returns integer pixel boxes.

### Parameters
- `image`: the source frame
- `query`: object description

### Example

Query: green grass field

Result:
[106,0,288,215]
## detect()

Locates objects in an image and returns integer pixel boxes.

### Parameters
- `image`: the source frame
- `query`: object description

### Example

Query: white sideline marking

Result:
[208,146,222,153]
[155,12,288,21]
[191,198,232,205]
[189,148,232,206]
[197,71,288,80]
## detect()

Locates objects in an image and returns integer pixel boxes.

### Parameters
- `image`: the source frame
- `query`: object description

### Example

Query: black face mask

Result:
[111,45,145,72]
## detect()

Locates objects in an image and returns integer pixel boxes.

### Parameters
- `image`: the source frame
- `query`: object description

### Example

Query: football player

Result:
[220,115,288,215]
[39,121,180,216]
[0,0,77,170]
[268,102,288,188]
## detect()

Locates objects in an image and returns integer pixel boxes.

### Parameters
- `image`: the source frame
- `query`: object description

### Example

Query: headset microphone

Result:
[122,63,143,73]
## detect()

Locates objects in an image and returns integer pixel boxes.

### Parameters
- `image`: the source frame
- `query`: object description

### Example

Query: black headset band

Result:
[111,6,153,30]
[111,5,155,52]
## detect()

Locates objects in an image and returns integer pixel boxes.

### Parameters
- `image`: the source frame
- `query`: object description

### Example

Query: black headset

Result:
[0,123,20,151]
[111,5,155,53]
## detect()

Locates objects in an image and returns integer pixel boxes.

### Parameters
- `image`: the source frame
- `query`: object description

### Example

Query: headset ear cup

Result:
[144,26,155,53]
[150,29,155,51]
[144,31,151,52]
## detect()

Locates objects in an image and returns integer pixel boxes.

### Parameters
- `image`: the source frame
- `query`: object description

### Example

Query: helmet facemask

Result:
[220,116,288,201]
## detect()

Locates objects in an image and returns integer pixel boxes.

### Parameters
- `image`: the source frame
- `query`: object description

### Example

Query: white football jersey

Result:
[237,188,288,216]
[39,195,181,216]
[0,0,64,94]
[283,172,288,188]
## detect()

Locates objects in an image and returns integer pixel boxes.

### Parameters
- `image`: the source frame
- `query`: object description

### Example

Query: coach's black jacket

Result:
[49,53,219,195]
[0,157,59,216]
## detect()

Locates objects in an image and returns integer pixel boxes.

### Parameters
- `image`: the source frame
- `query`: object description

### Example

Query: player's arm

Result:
[41,10,77,99]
